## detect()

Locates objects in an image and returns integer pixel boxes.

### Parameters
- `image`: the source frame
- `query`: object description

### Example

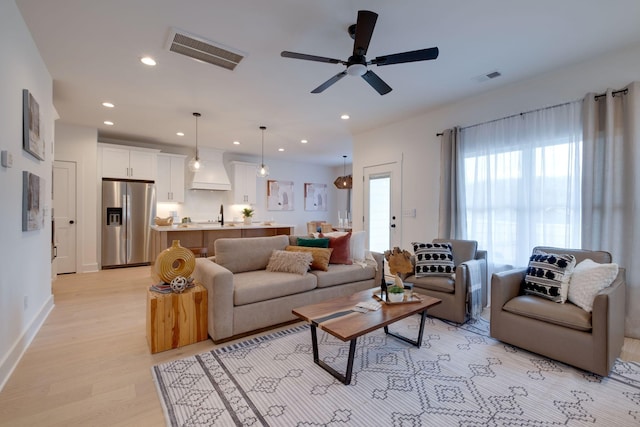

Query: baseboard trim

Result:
[82,263,99,273]
[0,294,54,392]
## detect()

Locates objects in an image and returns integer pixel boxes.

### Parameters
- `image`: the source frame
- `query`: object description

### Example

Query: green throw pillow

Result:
[297,237,330,248]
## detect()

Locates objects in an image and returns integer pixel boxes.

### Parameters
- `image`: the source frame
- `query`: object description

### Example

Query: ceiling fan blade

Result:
[311,71,348,93]
[361,70,392,95]
[281,51,345,65]
[371,47,439,66]
[352,10,378,56]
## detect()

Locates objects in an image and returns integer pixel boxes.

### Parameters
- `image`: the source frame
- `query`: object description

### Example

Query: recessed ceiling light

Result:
[102,102,114,108]
[278,148,285,152]
[104,121,114,126]
[140,56,156,66]
[176,132,184,136]
[300,139,308,144]
[341,114,350,120]
[233,141,240,145]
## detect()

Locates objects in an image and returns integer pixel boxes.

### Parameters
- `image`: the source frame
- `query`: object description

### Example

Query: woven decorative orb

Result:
[170,276,188,293]
[155,240,195,283]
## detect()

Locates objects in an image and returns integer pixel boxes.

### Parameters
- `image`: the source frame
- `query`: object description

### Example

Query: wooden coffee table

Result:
[292,287,441,385]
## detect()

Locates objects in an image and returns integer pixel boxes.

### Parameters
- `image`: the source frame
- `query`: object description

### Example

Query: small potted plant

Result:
[241,207,254,225]
[387,284,405,302]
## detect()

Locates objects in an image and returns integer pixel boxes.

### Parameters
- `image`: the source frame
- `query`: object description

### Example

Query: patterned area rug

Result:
[152,317,640,426]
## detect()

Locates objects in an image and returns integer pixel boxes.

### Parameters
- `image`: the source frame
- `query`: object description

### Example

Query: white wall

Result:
[0,0,54,390]
[353,41,640,250]
[54,123,99,272]
[158,152,339,236]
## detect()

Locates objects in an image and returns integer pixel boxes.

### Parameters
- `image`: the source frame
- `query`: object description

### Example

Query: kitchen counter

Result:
[150,223,295,261]
[150,223,292,231]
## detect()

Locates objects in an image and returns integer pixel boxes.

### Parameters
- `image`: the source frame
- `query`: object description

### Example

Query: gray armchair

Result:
[490,246,626,376]
[403,239,487,324]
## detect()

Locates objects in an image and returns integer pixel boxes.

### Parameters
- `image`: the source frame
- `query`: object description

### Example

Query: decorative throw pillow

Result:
[349,231,366,262]
[286,245,333,271]
[568,258,618,312]
[321,231,352,264]
[412,242,455,277]
[266,250,312,275]
[296,237,330,248]
[523,250,576,303]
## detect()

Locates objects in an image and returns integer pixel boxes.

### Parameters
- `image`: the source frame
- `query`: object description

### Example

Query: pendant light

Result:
[257,125,269,178]
[188,112,202,172]
[334,155,353,189]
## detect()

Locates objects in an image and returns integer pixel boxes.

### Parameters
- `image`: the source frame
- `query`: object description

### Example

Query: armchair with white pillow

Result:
[490,246,626,376]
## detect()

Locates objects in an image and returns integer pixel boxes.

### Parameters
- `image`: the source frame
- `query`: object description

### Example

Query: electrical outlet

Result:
[23,295,28,310]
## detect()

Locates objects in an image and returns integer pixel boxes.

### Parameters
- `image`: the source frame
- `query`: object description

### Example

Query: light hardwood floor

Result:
[0,266,639,426]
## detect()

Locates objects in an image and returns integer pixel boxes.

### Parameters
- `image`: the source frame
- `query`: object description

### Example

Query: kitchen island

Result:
[150,223,295,260]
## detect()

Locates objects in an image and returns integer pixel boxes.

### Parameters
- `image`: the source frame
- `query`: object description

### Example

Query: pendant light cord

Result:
[193,112,201,160]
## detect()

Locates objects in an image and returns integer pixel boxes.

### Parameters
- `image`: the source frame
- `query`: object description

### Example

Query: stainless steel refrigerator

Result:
[102,179,156,268]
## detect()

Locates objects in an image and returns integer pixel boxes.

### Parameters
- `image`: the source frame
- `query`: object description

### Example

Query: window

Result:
[460,102,582,268]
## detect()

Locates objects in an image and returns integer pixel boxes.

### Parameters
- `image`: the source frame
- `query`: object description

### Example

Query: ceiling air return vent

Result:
[473,70,502,83]
[166,28,245,71]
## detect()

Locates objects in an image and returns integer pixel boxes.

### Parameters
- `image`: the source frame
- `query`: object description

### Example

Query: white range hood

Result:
[189,147,231,191]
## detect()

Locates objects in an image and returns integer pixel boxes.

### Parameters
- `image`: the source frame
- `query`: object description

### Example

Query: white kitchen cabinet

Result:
[156,154,186,203]
[231,161,257,205]
[99,144,159,180]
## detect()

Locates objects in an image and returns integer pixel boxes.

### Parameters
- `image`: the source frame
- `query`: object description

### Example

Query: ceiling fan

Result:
[281,10,439,95]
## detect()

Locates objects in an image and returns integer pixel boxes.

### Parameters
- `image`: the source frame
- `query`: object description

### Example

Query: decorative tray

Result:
[373,292,423,304]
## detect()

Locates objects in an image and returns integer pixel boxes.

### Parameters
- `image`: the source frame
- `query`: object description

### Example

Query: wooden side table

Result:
[146,283,208,353]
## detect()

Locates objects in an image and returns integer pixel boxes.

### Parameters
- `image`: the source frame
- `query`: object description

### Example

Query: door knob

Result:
[390,223,396,228]
[69,220,75,224]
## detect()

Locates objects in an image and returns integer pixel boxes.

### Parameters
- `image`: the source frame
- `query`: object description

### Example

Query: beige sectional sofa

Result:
[192,234,383,343]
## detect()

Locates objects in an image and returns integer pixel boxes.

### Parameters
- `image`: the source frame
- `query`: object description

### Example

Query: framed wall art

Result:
[22,171,46,231]
[23,89,45,161]
[267,179,294,211]
[304,183,327,211]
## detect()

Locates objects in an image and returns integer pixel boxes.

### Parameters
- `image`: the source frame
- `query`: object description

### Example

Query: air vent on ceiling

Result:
[166,28,245,71]
[473,70,502,83]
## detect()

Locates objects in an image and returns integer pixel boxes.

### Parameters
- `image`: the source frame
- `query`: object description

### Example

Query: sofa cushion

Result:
[322,232,352,264]
[215,235,289,273]
[297,237,330,248]
[405,274,455,293]
[286,245,332,271]
[568,258,619,312]
[233,270,318,306]
[266,250,312,275]
[310,263,377,288]
[412,242,455,277]
[523,250,576,303]
[314,231,367,262]
[503,295,592,332]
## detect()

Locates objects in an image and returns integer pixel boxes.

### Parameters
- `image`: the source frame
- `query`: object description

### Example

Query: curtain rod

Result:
[436,87,628,136]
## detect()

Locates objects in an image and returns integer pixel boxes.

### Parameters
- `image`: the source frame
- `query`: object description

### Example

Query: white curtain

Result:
[459,101,583,269]
[582,82,640,338]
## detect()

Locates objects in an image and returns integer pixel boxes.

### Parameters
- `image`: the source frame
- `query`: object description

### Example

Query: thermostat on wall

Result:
[1,150,12,168]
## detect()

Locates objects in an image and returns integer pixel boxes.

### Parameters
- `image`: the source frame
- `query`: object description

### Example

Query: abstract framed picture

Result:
[304,183,327,211]
[22,171,45,231]
[23,89,45,161]
[267,179,294,211]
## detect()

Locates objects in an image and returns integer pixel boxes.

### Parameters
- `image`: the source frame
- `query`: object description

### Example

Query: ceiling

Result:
[16,0,640,166]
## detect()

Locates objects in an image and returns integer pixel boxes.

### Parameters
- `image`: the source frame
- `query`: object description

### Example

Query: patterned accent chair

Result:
[490,247,626,376]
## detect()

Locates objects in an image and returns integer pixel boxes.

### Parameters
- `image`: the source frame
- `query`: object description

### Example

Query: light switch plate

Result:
[1,150,12,168]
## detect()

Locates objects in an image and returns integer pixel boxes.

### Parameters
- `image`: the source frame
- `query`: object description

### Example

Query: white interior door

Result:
[363,161,402,252]
[53,161,77,274]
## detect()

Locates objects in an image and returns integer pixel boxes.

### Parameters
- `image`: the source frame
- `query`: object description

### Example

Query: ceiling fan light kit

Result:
[281,10,439,95]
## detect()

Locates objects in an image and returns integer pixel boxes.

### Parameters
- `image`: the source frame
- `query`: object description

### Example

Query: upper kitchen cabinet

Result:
[231,161,257,205]
[157,153,186,203]
[99,143,159,180]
